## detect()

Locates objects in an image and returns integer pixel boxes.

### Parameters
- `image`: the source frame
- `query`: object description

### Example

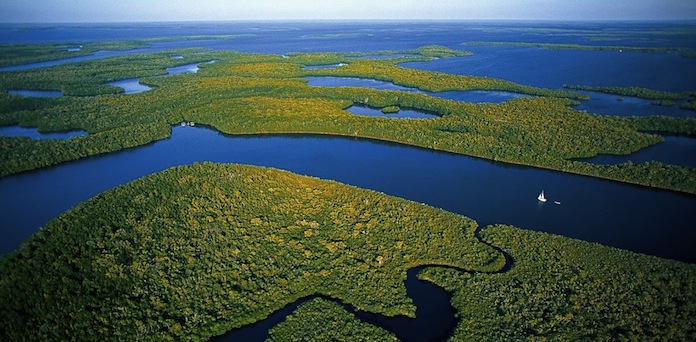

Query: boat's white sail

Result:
[538,190,547,202]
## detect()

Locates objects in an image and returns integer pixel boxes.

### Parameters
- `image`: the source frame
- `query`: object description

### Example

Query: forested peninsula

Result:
[1,163,694,341]
[0,163,504,340]
[1,43,695,193]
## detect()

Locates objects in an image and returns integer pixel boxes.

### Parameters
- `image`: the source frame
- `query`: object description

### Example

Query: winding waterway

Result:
[213,267,456,342]
[306,76,526,103]
[2,125,693,341]
[2,21,696,341]
[2,125,694,263]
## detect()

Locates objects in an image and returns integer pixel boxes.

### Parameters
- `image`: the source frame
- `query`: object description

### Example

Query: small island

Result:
[1,43,695,194]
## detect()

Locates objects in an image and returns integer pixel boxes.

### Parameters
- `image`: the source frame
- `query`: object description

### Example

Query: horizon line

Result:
[3,18,696,25]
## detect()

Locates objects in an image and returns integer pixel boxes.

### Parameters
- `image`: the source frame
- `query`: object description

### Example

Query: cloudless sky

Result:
[1,0,695,23]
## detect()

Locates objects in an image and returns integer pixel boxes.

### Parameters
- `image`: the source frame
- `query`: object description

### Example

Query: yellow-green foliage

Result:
[1,44,695,194]
[304,59,586,99]
[421,224,696,341]
[0,163,503,341]
[381,105,400,114]
[0,49,212,96]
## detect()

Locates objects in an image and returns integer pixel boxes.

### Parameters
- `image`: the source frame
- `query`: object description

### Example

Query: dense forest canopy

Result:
[0,43,695,193]
[0,163,504,340]
[1,163,693,341]
[1,37,695,340]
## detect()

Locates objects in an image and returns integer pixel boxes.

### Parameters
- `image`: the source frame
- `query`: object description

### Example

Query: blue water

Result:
[3,21,694,92]
[7,89,63,97]
[582,135,696,168]
[402,46,696,93]
[306,76,526,103]
[0,49,155,72]
[1,125,694,263]
[573,91,695,118]
[106,78,152,94]
[107,62,206,93]
[1,21,696,341]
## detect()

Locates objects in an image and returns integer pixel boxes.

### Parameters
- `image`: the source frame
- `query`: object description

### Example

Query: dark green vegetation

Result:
[0,163,503,341]
[266,298,398,342]
[1,164,694,341]
[629,115,696,136]
[1,43,695,194]
[463,41,696,59]
[564,84,696,111]
[421,225,696,341]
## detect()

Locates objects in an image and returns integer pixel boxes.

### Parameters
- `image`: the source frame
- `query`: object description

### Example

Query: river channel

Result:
[1,125,695,263]
[2,125,693,342]
[2,21,695,341]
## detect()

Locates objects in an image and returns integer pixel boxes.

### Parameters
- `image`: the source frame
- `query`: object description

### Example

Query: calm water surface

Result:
[107,62,204,93]
[1,21,696,341]
[306,76,525,103]
[7,89,63,97]
[582,135,696,168]
[1,125,694,263]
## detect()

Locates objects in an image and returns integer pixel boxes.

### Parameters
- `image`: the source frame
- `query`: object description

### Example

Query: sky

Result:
[1,0,695,23]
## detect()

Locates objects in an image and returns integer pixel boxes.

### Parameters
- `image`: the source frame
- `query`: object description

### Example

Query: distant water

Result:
[1,21,694,260]
[2,21,695,94]
[7,89,62,97]
[2,21,696,341]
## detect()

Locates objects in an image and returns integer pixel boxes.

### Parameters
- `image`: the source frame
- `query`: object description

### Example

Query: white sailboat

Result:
[537,190,547,202]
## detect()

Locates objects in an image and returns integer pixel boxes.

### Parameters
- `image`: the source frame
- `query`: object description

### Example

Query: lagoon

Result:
[305,76,526,103]
[106,78,152,94]
[107,62,205,94]
[573,90,695,118]
[582,135,696,168]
